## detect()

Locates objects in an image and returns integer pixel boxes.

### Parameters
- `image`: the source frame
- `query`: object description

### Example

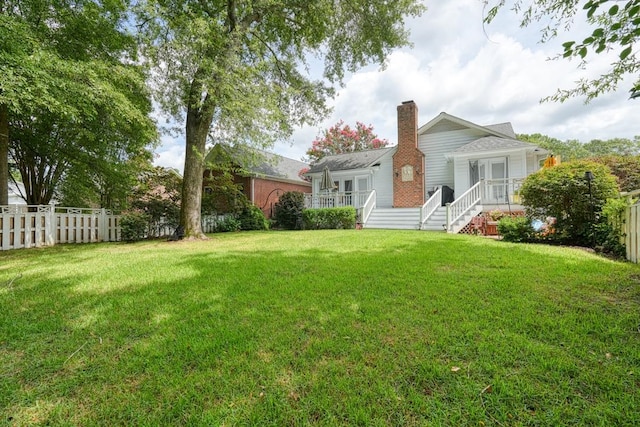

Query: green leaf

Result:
[609,4,619,16]
[578,46,588,58]
[620,46,632,60]
[592,28,604,38]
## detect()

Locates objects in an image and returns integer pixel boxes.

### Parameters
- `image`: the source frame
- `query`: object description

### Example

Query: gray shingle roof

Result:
[484,122,516,139]
[307,147,395,173]
[250,151,309,182]
[454,136,542,154]
[205,144,309,183]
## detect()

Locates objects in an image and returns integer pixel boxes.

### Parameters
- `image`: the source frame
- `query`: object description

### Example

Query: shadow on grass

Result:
[1,231,639,425]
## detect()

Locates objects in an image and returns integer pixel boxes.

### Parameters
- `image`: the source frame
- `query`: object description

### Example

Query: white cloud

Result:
[154,133,185,172]
[153,0,640,169]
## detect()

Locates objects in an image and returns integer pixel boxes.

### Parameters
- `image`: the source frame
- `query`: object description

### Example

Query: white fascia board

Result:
[418,112,513,139]
[447,147,547,160]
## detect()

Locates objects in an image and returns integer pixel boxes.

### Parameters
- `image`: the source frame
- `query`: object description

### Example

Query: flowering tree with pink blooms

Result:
[305,120,389,164]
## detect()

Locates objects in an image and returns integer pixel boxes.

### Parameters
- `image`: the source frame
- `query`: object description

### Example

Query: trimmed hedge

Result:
[303,207,356,230]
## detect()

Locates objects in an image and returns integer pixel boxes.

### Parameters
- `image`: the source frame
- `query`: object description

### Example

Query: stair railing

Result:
[446,181,481,233]
[420,187,442,229]
[360,190,376,225]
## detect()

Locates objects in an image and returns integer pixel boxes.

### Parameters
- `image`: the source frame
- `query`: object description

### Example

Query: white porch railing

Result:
[304,191,373,209]
[446,182,482,233]
[481,178,525,205]
[420,187,442,228]
[360,190,377,224]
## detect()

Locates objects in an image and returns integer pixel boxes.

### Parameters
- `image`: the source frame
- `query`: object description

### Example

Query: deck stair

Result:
[420,205,448,231]
[364,208,421,230]
[448,205,483,233]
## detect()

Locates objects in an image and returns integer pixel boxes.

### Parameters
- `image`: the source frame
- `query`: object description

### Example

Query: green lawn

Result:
[1,230,639,426]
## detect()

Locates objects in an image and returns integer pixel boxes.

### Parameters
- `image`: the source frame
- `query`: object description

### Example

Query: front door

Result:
[489,159,507,202]
[473,158,508,203]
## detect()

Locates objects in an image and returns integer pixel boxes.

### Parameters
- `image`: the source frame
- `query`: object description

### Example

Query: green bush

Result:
[238,205,269,231]
[497,216,536,243]
[120,211,149,242]
[215,216,241,233]
[591,155,640,192]
[595,197,628,256]
[520,160,619,246]
[303,207,356,229]
[273,191,305,230]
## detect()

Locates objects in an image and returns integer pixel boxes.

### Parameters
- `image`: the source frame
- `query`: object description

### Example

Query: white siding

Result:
[527,153,546,175]
[453,159,470,197]
[509,152,526,178]
[419,128,486,195]
[373,152,394,208]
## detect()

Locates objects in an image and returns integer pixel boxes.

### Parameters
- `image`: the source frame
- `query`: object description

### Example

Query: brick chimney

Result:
[393,100,425,207]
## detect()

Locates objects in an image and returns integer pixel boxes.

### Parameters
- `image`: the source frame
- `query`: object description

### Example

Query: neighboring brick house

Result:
[305,100,548,231]
[203,144,311,218]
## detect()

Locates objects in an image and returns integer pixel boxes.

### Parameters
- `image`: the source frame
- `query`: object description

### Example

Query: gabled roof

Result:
[307,147,395,174]
[205,144,309,184]
[452,136,547,155]
[418,112,516,139]
[484,122,516,139]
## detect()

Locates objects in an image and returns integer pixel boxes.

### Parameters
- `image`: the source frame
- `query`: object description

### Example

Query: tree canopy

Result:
[137,0,425,238]
[305,120,389,164]
[0,0,157,206]
[484,0,640,101]
[518,133,640,160]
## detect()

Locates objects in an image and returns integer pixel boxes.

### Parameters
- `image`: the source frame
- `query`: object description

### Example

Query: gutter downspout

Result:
[251,178,255,204]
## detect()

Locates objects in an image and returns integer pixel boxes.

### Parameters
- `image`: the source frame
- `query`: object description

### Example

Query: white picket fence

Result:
[625,201,640,263]
[0,205,119,251]
[0,205,225,251]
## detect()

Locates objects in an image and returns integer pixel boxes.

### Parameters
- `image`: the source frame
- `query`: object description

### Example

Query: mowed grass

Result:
[1,230,639,426]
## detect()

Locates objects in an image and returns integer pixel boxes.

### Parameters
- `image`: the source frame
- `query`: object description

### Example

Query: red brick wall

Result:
[252,178,311,218]
[393,101,425,207]
[203,170,310,218]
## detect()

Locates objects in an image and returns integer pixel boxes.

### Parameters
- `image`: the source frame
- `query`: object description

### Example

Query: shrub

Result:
[303,207,357,229]
[591,155,640,192]
[595,197,629,256]
[215,216,241,233]
[132,197,180,237]
[497,216,536,243]
[520,160,619,246]
[273,191,305,230]
[120,211,149,242]
[238,205,269,231]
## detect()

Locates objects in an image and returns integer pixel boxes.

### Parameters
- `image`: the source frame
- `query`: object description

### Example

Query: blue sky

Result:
[153,0,639,172]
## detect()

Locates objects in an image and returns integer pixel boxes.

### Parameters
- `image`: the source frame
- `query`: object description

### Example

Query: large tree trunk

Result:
[0,104,9,205]
[180,92,215,239]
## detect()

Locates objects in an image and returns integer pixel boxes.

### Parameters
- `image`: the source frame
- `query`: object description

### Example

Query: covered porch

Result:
[304,191,374,210]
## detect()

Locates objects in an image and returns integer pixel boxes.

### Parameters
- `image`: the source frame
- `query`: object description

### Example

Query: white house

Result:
[305,100,548,232]
[8,181,27,205]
